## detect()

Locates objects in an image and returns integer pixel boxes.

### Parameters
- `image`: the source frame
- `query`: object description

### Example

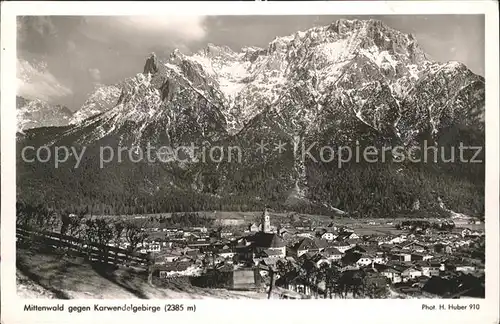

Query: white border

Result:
[1,1,499,324]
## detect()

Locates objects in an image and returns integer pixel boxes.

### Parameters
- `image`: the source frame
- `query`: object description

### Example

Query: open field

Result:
[454,223,485,231]
[16,248,267,299]
[88,211,440,224]
[87,211,483,234]
[89,211,333,227]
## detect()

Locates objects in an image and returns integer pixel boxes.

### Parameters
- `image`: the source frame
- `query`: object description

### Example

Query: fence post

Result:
[267,268,275,299]
[147,252,154,285]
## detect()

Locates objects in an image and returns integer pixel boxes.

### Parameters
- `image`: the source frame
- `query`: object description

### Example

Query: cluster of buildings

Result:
[114,209,485,299]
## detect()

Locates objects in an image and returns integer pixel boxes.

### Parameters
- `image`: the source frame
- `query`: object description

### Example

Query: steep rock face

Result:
[60,19,484,148]
[398,62,485,144]
[16,96,73,132]
[61,54,228,148]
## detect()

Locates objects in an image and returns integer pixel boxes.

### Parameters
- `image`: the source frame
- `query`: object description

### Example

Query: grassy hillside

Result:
[16,248,266,299]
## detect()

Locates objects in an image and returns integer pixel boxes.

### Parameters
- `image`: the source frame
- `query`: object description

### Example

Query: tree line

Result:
[274,258,390,299]
[16,123,484,219]
[395,219,455,231]
[16,202,150,257]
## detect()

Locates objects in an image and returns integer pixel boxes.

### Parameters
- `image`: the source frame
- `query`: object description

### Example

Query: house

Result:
[161,241,173,248]
[461,228,472,238]
[154,261,198,278]
[329,241,351,253]
[313,238,329,251]
[248,223,259,232]
[271,287,309,300]
[220,231,233,239]
[434,243,453,254]
[391,252,412,262]
[348,232,360,240]
[139,242,161,253]
[278,227,290,237]
[402,242,427,253]
[321,232,336,241]
[187,239,211,249]
[335,231,359,242]
[378,243,395,251]
[411,253,433,262]
[402,267,422,282]
[456,265,476,273]
[356,256,373,267]
[291,238,320,257]
[326,222,338,231]
[183,247,199,257]
[258,257,281,268]
[347,244,368,253]
[218,245,235,259]
[363,237,381,246]
[146,242,161,252]
[192,226,208,233]
[388,235,407,244]
[236,237,252,247]
[215,263,234,274]
[372,252,388,264]
[176,255,194,263]
[296,233,315,239]
[275,274,316,296]
[388,244,403,253]
[470,231,482,237]
[248,232,287,258]
[420,263,441,277]
[160,250,183,263]
[234,245,254,263]
[315,258,331,268]
[301,252,331,268]
[257,249,285,259]
[421,275,482,298]
[322,247,343,261]
[346,238,362,248]
[227,268,263,290]
[183,231,200,239]
[315,227,327,237]
[374,264,402,283]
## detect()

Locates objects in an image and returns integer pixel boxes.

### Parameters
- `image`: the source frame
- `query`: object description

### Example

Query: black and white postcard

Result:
[1,1,499,324]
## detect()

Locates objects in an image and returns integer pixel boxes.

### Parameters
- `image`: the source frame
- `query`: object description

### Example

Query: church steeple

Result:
[261,208,271,233]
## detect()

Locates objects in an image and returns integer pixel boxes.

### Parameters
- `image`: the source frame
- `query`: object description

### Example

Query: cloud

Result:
[116,16,207,41]
[67,40,77,52]
[88,68,101,82]
[17,16,58,47]
[80,16,207,48]
[17,58,73,102]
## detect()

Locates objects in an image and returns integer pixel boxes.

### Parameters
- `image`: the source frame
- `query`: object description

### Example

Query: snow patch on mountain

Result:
[16,97,72,132]
[49,18,483,149]
[70,84,121,124]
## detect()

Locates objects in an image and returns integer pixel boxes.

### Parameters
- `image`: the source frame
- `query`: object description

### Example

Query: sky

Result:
[17,15,485,111]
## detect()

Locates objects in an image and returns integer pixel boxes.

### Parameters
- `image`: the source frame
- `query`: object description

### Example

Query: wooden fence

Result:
[16,227,150,269]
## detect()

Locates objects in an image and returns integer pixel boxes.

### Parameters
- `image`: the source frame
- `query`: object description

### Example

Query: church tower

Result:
[261,208,271,233]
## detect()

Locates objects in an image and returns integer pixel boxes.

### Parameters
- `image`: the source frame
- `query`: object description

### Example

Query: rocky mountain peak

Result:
[18,18,484,147]
[200,43,236,59]
[16,96,73,132]
[143,52,159,74]
[70,83,122,125]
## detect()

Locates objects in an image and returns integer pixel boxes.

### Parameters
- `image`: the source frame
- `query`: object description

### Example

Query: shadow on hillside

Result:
[16,260,71,300]
[90,262,150,299]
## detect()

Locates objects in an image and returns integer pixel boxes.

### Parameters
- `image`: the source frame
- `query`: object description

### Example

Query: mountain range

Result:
[16,19,485,218]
